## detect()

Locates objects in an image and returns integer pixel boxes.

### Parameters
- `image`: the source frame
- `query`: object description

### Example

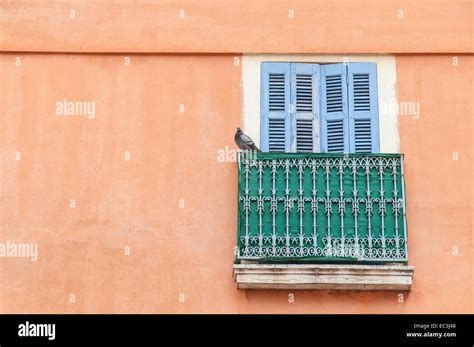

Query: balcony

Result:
[233,152,414,290]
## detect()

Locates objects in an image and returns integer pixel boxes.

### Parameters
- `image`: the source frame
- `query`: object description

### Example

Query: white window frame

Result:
[242,54,400,153]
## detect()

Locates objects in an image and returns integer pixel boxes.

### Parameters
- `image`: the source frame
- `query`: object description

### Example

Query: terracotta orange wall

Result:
[0,53,472,313]
[0,0,471,53]
[397,55,473,312]
[0,0,472,313]
[0,54,243,313]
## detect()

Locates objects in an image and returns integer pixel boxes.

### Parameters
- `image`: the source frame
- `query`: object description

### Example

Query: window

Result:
[235,57,413,291]
[260,62,380,153]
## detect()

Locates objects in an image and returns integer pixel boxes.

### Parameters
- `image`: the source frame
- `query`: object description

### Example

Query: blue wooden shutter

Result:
[261,62,291,152]
[290,63,320,152]
[320,63,349,152]
[347,62,380,152]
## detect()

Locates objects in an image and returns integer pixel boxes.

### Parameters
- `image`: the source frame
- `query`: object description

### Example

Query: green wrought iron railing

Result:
[236,152,408,262]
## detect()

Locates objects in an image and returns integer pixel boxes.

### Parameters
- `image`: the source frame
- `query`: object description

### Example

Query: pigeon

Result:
[235,127,260,151]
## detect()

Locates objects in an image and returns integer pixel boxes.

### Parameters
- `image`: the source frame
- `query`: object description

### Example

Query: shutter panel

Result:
[261,62,291,152]
[320,64,349,152]
[348,63,380,153]
[290,63,320,152]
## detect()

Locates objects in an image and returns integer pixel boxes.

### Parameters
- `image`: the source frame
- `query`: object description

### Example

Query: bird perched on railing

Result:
[235,127,260,151]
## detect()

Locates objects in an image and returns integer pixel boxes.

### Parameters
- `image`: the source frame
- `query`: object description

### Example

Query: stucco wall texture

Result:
[0,1,472,313]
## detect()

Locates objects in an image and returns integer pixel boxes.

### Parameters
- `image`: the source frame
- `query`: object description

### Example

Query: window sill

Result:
[233,263,414,291]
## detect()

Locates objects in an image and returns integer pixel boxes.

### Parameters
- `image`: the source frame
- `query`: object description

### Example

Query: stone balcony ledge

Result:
[233,263,414,291]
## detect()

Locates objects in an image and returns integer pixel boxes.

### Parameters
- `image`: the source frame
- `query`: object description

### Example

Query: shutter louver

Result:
[325,75,343,113]
[296,74,313,112]
[261,63,291,152]
[354,119,372,152]
[321,64,349,153]
[327,119,345,152]
[269,73,285,111]
[296,119,313,152]
[268,119,286,152]
[348,63,380,153]
[353,74,371,111]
